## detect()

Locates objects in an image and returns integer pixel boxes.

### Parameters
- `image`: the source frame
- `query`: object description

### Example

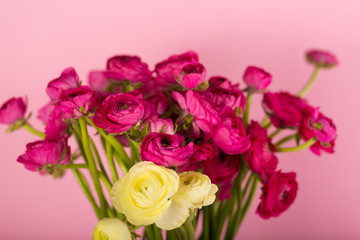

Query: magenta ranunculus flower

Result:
[38,102,68,140]
[208,76,233,90]
[46,67,80,101]
[257,171,298,219]
[88,71,110,92]
[263,92,307,128]
[17,137,70,175]
[177,62,207,89]
[243,66,272,91]
[140,132,193,167]
[154,51,199,90]
[0,97,27,125]
[93,91,149,133]
[212,107,250,155]
[58,86,100,118]
[306,50,338,68]
[105,55,152,83]
[145,115,174,134]
[172,90,221,140]
[243,121,278,182]
[178,142,218,172]
[146,92,169,116]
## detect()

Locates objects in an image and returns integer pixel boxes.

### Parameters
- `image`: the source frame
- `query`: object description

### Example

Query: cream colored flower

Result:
[92,218,131,240]
[110,161,179,226]
[155,171,218,230]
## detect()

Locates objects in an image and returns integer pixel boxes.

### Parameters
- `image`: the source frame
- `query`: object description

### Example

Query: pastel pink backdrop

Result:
[0,0,359,239]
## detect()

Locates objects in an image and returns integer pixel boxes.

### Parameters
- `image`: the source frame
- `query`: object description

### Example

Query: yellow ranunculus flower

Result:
[92,218,131,240]
[110,161,179,226]
[155,171,218,230]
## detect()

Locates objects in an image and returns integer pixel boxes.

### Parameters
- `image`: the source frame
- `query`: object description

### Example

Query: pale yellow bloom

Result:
[92,218,131,240]
[110,161,179,226]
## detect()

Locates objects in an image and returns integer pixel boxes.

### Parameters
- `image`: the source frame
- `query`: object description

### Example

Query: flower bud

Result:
[46,67,80,101]
[0,97,27,125]
[92,218,131,240]
[243,66,272,91]
[306,49,338,68]
[178,62,207,89]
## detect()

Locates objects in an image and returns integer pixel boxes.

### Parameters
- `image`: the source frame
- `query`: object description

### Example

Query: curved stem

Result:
[79,116,106,218]
[23,123,45,139]
[261,116,271,129]
[89,137,110,183]
[276,138,316,152]
[243,93,253,129]
[239,176,258,225]
[105,141,119,183]
[298,66,320,97]
[57,164,89,169]
[275,134,297,148]
[268,128,281,138]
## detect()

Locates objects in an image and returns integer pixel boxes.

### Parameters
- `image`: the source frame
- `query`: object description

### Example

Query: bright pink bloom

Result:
[140,132,193,167]
[154,51,198,89]
[0,97,27,125]
[243,121,278,182]
[306,50,338,68]
[46,67,80,101]
[208,76,232,90]
[243,66,272,91]
[88,71,110,92]
[146,92,169,115]
[106,55,152,83]
[37,101,54,124]
[93,91,149,133]
[212,107,250,155]
[38,102,68,140]
[178,62,207,89]
[145,115,174,134]
[58,86,100,118]
[257,171,298,219]
[172,90,221,140]
[178,142,218,172]
[263,92,307,128]
[17,137,70,175]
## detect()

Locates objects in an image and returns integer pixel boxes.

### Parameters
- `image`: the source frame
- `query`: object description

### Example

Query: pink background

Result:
[0,0,359,239]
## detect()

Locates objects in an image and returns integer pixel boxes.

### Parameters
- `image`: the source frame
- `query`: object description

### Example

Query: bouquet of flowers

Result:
[0,49,338,240]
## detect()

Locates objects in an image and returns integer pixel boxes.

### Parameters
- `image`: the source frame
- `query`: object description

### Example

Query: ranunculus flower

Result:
[145,115,174,134]
[177,62,207,89]
[92,218,131,240]
[178,142,218,172]
[37,101,54,124]
[0,97,27,125]
[156,171,218,230]
[306,49,338,68]
[299,106,337,155]
[88,71,110,93]
[212,107,250,155]
[58,86,100,118]
[110,162,179,226]
[263,92,307,128]
[93,91,150,133]
[208,76,233,90]
[257,171,298,219]
[243,121,278,182]
[140,132,193,167]
[243,66,272,91]
[172,90,221,140]
[146,92,169,116]
[106,55,152,83]
[38,102,68,140]
[17,137,70,175]
[46,67,80,101]
[154,51,199,90]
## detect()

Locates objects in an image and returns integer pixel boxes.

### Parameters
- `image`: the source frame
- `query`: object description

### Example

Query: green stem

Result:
[261,116,271,129]
[275,134,297,148]
[23,123,45,139]
[57,164,89,169]
[214,196,235,240]
[145,225,155,240]
[105,141,119,183]
[268,128,281,138]
[98,171,113,194]
[79,116,106,218]
[184,218,195,240]
[298,66,320,97]
[89,137,110,183]
[276,138,316,152]
[202,207,210,240]
[243,93,253,129]
[239,176,259,226]
[152,225,163,240]
[72,169,101,219]
[113,151,129,174]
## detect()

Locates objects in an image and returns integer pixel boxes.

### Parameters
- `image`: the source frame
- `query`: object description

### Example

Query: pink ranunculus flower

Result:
[208,76,233,90]
[146,92,169,116]
[0,97,27,125]
[178,142,218,172]
[145,115,174,134]
[172,90,221,140]
[37,101,54,124]
[154,51,199,90]
[38,102,68,140]
[140,132,193,167]
[212,107,251,155]
[299,106,337,155]
[88,71,110,93]
[306,49,338,68]
[203,152,240,201]
[93,91,149,134]
[243,66,272,91]
[263,92,307,128]
[177,62,207,89]
[105,55,152,83]
[46,67,80,101]
[17,137,70,175]
[257,171,298,219]
[58,86,100,118]
[243,121,278,182]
